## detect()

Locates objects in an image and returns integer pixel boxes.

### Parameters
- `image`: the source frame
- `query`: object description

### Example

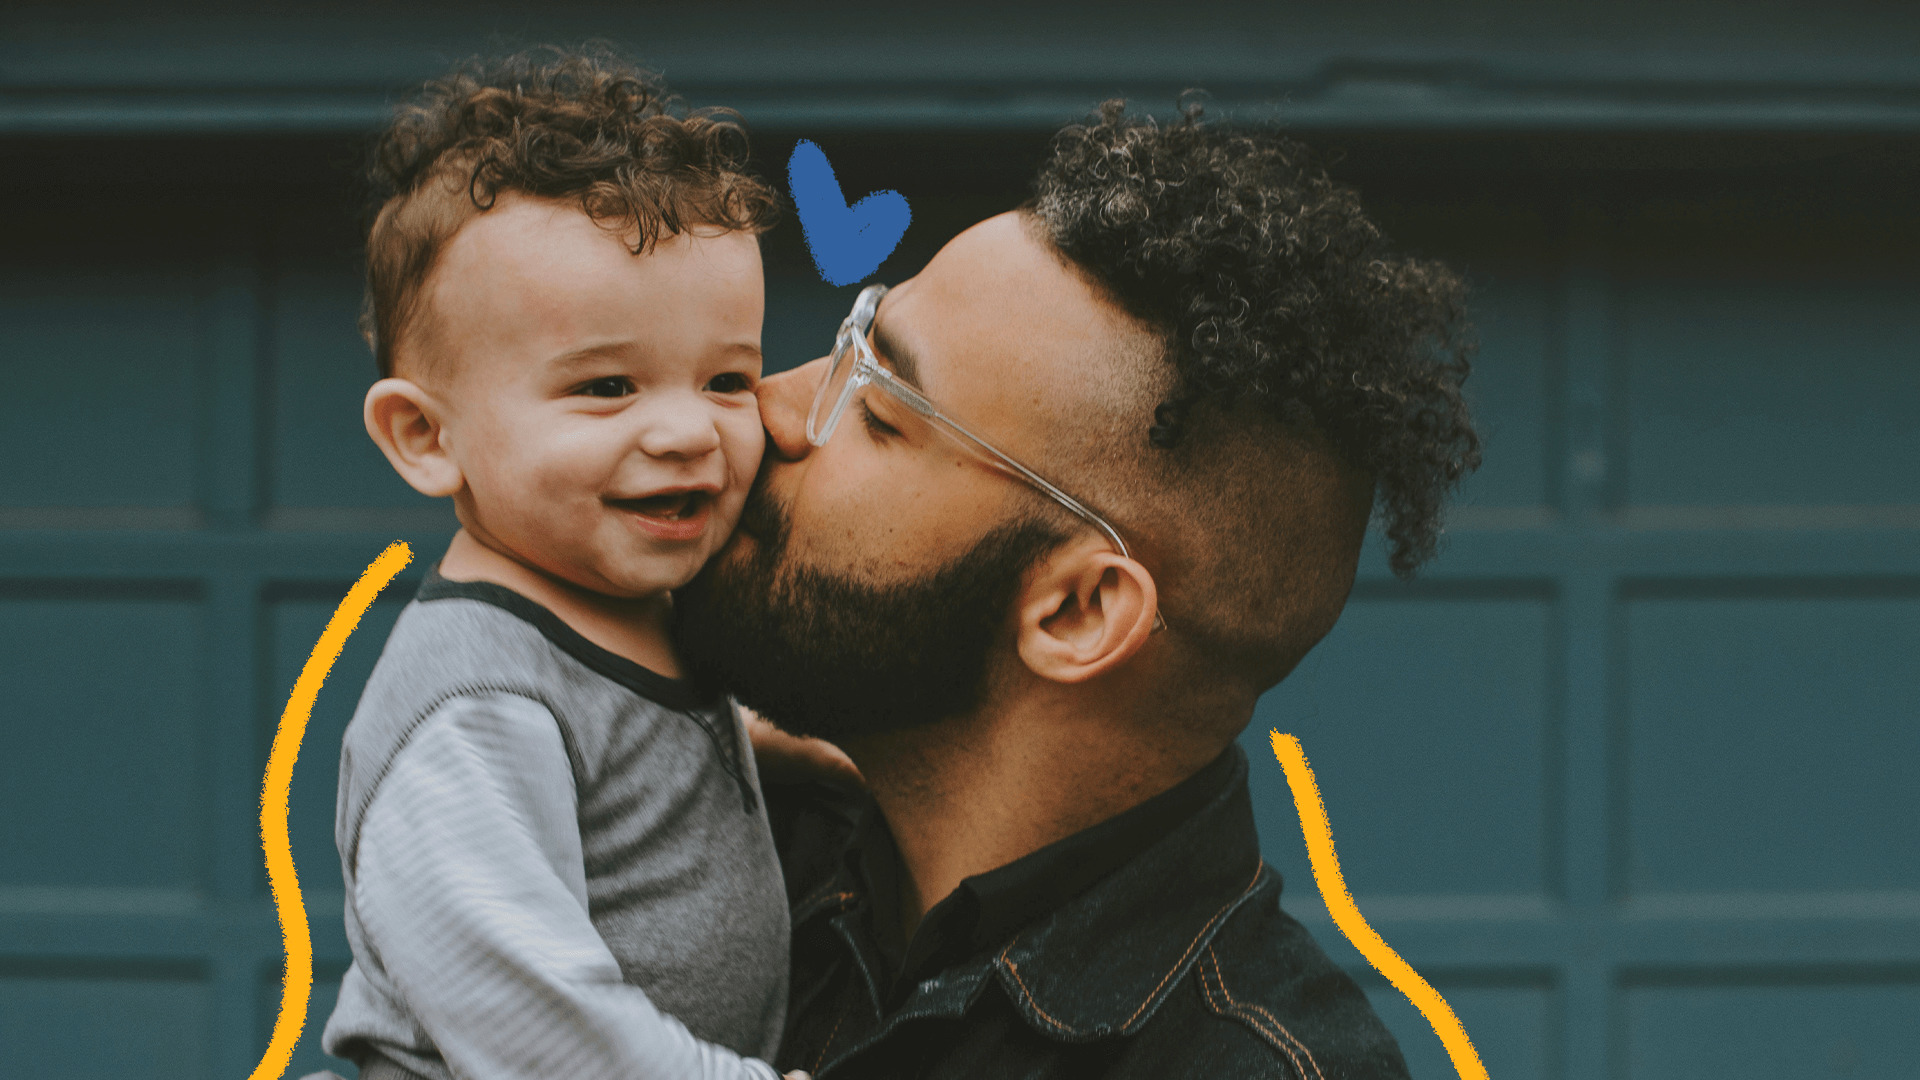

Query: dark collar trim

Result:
[415,567,713,712]
[414,567,757,812]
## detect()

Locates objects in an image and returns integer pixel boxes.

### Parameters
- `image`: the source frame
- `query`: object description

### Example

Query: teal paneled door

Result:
[0,161,454,1080]
[2,133,1916,1079]
[1236,161,1920,1079]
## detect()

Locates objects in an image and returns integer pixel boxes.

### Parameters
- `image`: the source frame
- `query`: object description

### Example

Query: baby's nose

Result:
[637,401,723,459]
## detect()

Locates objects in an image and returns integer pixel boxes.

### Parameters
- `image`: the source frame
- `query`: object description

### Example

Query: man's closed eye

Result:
[860,399,901,441]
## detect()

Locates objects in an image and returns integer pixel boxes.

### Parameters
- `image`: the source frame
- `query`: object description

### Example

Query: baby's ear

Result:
[364,378,463,498]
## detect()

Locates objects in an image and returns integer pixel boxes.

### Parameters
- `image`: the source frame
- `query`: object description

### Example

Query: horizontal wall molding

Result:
[7,2,1920,135]
[6,80,1920,136]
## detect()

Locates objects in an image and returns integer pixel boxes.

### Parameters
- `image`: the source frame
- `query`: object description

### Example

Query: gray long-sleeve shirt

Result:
[320,571,789,1080]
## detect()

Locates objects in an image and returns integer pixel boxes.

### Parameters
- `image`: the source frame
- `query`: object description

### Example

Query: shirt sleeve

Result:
[351,691,782,1080]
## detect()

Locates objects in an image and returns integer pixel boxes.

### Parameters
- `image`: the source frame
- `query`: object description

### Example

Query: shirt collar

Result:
[414,566,717,712]
[988,744,1270,1039]
[821,744,1265,1032]
[964,744,1239,958]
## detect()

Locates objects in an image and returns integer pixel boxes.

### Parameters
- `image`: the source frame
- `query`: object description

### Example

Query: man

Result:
[677,101,1479,1079]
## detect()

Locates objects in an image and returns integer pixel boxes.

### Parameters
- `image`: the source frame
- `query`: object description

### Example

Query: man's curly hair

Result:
[361,45,779,376]
[1030,101,1479,577]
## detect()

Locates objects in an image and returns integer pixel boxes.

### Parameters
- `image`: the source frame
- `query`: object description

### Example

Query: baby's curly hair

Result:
[1031,101,1479,577]
[361,45,779,377]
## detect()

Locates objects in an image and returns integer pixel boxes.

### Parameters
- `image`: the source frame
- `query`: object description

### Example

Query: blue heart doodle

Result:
[787,139,911,287]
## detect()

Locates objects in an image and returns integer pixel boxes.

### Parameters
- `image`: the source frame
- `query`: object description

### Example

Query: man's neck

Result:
[848,689,1235,947]
[436,529,681,677]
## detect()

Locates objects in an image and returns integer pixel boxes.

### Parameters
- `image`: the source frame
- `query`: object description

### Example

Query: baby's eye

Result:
[576,376,635,398]
[705,372,753,394]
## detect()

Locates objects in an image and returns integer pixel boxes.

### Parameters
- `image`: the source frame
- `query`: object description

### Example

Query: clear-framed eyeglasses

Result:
[807,282,1164,630]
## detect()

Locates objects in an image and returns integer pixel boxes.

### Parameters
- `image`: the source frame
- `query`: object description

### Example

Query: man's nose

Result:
[636,395,724,460]
[758,358,824,462]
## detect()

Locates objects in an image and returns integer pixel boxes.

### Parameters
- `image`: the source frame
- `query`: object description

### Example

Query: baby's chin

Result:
[597,542,725,599]
[501,543,700,605]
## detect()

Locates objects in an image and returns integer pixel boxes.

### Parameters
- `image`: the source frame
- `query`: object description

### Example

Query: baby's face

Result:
[420,195,766,598]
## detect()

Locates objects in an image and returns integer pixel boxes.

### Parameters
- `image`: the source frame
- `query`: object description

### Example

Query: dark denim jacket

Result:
[768,747,1411,1079]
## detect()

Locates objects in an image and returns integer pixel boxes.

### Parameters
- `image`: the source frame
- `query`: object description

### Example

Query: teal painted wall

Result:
[2,5,1917,1077]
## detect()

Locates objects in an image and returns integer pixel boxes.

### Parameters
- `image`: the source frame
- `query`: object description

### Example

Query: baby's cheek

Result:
[722,409,767,486]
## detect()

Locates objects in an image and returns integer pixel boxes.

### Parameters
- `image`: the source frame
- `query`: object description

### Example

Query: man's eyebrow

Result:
[869,316,921,387]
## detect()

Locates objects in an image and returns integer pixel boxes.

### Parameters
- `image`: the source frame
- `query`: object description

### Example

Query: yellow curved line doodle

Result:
[1270,731,1488,1080]
[251,542,414,1080]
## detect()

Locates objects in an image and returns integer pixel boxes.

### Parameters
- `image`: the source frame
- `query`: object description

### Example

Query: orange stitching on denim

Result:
[1205,948,1306,1080]
[812,996,853,1075]
[1209,946,1325,1080]
[1242,997,1325,1077]
[794,887,858,1072]
[1211,946,1325,1080]
[1198,945,1305,1080]
[1118,858,1265,1029]
[998,945,1076,1034]
[798,881,856,911]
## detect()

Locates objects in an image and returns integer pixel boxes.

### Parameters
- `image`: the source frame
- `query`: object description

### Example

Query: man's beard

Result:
[674,476,1062,744]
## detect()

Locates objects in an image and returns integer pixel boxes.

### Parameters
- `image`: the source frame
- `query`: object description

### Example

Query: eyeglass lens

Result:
[807,325,865,446]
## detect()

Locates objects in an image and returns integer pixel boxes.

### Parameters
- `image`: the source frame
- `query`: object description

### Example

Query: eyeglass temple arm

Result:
[935,407,1166,633]
[866,365,1133,561]
[850,285,1164,631]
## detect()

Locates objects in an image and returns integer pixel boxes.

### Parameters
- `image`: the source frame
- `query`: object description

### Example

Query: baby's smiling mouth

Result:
[604,487,723,542]
[611,491,710,520]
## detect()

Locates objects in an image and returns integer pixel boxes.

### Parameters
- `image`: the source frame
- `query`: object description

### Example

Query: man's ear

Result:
[1014,538,1160,684]
[364,377,463,498]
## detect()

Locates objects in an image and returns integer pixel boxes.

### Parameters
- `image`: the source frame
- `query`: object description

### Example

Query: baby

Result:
[318,48,805,1080]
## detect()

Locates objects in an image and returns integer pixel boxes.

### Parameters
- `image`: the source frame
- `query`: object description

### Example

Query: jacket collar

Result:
[986,744,1271,1040]
[790,745,1272,1046]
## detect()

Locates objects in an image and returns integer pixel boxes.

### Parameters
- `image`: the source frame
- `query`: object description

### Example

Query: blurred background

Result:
[2,2,1916,1077]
